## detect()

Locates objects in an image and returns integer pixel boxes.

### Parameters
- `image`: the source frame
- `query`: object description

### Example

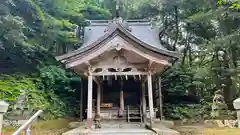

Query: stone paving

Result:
[63,123,154,135]
[62,123,179,135]
[91,128,154,135]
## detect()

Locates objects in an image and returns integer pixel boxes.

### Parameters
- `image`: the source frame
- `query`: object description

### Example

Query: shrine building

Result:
[56,16,180,128]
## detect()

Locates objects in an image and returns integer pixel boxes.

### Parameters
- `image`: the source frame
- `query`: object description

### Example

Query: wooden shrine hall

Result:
[56,17,180,128]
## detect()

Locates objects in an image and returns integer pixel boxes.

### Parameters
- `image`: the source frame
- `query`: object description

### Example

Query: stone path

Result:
[63,123,155,135]
[62,123,180,135]
[91,128,154,135]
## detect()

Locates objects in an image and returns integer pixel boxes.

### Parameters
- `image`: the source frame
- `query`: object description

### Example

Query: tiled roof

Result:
[82,19,164,50]
[56,18,180,61]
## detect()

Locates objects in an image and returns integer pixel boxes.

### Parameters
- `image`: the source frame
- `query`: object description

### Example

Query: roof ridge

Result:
[88,19,150,22]
[88,19,151,26]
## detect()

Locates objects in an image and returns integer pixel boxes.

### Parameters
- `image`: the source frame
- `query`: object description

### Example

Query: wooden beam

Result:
[92,72,148,76]
[91,63,147,69]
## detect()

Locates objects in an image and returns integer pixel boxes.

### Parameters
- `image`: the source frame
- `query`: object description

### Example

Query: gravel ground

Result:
[173,126,240,135]
[2,119,72,135]
[3,129,68,135]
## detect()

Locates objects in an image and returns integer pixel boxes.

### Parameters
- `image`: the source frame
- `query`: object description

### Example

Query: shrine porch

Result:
[90,106,158,122]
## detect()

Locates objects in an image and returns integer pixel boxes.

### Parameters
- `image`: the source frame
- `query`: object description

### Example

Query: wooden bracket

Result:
[148,60,153,70]
[93,76,101,86]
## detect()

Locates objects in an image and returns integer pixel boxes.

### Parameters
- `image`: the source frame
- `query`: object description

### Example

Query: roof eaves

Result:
[55,26,118,62]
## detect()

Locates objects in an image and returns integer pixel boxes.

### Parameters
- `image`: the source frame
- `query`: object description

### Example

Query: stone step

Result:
[91,128,155,135]
[62,127,156,135]
[91,133,153,135]
[100,123,143,128]
[152,127,180,135]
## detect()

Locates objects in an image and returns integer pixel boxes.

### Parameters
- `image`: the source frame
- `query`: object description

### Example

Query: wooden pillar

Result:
[96,83,101,116]
[101,82,104,103]
[141,82,146,123]
[158,76,163,120]
[80,78,83,121]
[119,81,124,116]
[147,73,154,126]
[87,74,93,127]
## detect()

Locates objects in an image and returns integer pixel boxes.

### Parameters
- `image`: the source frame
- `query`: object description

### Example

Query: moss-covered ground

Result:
[2,119,72,135]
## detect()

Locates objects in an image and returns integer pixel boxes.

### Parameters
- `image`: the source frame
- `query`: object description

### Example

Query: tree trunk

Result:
[173,5,179,51]
[181,33,190,65]
[223,50,234,110]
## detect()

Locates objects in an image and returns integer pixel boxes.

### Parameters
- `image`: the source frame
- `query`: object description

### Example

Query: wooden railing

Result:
[12,110,43,135]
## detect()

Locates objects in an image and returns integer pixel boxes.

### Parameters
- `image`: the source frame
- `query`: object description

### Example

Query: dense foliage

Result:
[1,0,240,120]
[0,0,111,119]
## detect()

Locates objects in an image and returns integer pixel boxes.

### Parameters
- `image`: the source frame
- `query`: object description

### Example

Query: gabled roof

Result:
[82,19,163,49]
[56,18,180,62]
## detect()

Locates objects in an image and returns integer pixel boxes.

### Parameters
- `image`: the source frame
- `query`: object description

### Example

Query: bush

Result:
[164,101,212,120]
[0,65,77,120]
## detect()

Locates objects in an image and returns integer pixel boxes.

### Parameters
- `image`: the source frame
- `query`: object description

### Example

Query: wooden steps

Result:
[127,105,142,122]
